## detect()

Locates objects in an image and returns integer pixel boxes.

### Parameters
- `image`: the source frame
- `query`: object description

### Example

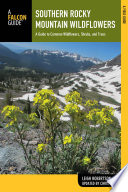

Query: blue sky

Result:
[1,42,120,61]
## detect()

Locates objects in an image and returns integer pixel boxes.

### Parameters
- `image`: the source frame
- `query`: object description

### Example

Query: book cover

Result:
[0,0,127,191]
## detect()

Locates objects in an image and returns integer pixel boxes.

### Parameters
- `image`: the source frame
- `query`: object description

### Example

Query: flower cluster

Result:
[64,91,83,124]
[1,105,23,127]
[86,108,100,120]
[63,134,72,145]
[29,113,39,126]
[65,91,82,104]
[37,143,47,152]
[33,89,62,126]
[102,106,114,116]
[63,134,82,145]
[43,102,63,126]
[82,156,91,165]
[85,100,98,107]
[64,103,80,114]
[86,106,114,124]
[33,89,54,106]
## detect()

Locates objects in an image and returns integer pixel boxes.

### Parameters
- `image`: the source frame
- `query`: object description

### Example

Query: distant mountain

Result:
[106,54,121,67]
[0,44,21,66]
[20,49,102,73]
[89,54,121,72]
[0,44,103,73]
[0,44,18,58]
[22,49,102,64]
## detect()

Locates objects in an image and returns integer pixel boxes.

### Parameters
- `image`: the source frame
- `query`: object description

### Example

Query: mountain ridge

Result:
[0,44,120,74]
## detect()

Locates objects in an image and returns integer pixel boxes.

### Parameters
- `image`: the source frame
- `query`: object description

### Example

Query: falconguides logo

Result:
[8,9,27,25]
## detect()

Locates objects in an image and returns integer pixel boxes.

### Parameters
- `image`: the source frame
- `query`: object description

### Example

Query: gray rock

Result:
[0,143,27,171]
[97,140,119,166]
[17,139,38,145]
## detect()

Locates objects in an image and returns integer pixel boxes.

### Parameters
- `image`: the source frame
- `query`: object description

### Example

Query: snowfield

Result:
[59,65,120,104]
[80,65,121,103]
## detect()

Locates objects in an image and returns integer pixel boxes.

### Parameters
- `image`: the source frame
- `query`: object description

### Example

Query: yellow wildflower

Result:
[29,113,39,126]
[29,113,38,120]
[64,103,80,114]
[86,106,114,125]
[37,143,47,152]
[85,100,98,107]
[1,105,23,126]
[33,89,62,125]
[33,89,54,106]
[63,134,72,145]
[83,156,91,165]
[65,91,82,104]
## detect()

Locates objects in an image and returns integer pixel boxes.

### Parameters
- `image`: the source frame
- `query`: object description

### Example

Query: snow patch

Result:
[42,85,50,89]
[60,112,70,121]
[13,93,35,102]
[54,94,67,105]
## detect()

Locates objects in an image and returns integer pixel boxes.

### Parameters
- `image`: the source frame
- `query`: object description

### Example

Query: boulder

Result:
[0,143,27,173]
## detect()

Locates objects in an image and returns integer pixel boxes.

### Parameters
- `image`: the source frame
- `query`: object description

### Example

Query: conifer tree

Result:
[5,90,13,105]
[23,97,31,114]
